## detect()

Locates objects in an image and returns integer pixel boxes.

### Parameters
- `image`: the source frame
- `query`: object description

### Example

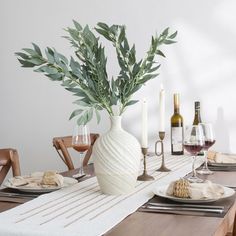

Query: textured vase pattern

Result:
[93,116,141,195]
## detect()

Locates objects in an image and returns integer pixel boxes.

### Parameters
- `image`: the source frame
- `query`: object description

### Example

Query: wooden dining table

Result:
[0,164,235,236]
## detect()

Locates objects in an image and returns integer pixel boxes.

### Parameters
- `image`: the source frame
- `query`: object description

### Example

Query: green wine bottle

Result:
[171,93,184,155]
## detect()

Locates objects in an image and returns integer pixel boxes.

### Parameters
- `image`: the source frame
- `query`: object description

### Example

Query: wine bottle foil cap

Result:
[174,93,180,108]
[195,101,200,109]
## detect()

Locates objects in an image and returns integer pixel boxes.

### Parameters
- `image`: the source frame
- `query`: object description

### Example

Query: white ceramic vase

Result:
[93,116,141,195]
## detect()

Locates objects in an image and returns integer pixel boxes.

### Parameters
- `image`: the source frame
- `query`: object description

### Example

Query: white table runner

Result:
[0,154,203,236]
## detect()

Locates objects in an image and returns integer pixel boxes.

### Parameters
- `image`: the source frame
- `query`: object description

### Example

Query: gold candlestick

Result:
[137,147,154,181]
[155,132,171,172]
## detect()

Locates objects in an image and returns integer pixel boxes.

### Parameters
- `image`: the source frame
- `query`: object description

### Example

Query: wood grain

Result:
[104,171,236,236]
[0,165,235,236]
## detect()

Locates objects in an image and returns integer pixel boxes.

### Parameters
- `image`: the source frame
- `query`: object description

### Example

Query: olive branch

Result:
[15,21,177,125]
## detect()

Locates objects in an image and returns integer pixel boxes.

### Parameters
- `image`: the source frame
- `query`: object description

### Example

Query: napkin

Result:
[208,151,236,163]
[189,181,224,199]
[9,171,64,188]
[8,176,28,187]
[167,180,225,200]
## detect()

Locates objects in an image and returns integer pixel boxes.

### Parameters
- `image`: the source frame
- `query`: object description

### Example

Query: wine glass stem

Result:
[192,155,197,178]
[203,150,208,169]
[79,152,84,175]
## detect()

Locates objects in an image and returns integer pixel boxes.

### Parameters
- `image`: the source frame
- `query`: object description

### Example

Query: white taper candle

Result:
[159,84,165,132]
[141,98,148,148]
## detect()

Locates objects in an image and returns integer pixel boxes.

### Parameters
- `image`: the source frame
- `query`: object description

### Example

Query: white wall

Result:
[0,0,236,174]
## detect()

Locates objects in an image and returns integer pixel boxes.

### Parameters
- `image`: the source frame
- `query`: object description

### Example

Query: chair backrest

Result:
[53,134,99,170]
[0,148,21,185]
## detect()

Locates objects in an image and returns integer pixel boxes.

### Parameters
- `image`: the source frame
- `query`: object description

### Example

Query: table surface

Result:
[0,165,236,236]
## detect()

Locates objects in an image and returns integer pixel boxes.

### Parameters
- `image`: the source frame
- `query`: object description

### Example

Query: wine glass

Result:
[183,125,204,183]
[72,124,91,178]
[197,123,216,175]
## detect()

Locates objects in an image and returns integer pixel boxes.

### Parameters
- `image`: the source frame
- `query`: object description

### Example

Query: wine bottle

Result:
[192,101,204,155]
[193,101,202,125]
[171,93,184,155]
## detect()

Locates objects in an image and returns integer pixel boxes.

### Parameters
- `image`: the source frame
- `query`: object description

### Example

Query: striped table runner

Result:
[0,154,203,236]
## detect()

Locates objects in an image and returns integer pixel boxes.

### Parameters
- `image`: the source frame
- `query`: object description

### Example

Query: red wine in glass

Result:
[203,140,216,150]
[183,144,203,156]
[183,125,204,183]
[197,123,215,175]
[72,125,91,178]
[73,144,90,153]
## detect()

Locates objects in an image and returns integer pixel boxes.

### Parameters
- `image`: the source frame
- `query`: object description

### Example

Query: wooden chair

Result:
[232,210,236,236]
[53,134,99,170]
[0,148,21,185]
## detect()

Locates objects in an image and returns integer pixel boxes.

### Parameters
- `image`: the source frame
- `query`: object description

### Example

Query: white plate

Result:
[4,177,77,193]
[208,161,236,167]
[153,185,235,203]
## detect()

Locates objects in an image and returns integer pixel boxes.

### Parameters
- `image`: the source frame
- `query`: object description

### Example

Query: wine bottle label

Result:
[171,127,183,151]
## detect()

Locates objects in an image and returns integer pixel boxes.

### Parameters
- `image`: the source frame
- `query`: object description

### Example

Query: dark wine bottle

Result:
[171,93,184,155]
[193,101,202,125]
[192,101,204,155]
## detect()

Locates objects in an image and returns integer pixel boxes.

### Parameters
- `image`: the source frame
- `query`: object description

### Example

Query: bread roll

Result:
[167,179,190,198]
[41,171,64,186]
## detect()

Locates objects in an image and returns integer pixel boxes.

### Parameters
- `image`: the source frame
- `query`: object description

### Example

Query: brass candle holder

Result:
[155,132,171,172]
[137,147,154,181]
